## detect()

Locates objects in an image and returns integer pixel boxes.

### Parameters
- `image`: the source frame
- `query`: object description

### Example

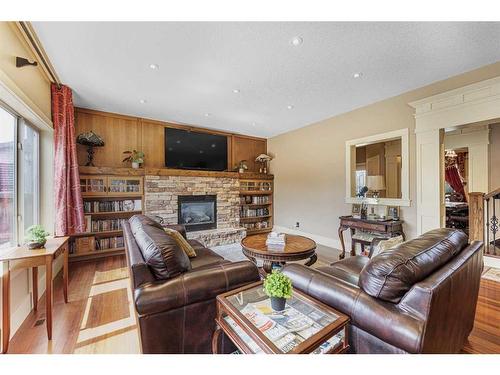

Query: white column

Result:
[416,129,444,235]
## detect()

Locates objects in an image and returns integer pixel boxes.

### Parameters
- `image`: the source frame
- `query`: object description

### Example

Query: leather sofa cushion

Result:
[129,215,191,280]
[189,244,228,270]
[317,256,369,286]
[358,228,468,303]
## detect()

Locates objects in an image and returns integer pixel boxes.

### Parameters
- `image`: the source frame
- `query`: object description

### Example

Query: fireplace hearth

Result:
[178,195,217,232]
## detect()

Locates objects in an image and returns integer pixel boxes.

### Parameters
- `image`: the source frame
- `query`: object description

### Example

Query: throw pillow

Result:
[371,235,404,257]
[164,227,197,258]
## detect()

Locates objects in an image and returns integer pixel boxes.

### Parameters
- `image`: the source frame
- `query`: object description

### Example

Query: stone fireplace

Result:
[145,174,245,246]
[178,194,217,232]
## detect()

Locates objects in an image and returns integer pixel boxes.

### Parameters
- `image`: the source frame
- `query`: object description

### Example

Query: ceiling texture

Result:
[33,22,500,138]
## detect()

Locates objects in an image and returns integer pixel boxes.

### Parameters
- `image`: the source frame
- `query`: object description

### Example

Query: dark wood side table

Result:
[241,233,317,273]
[0,236,69,354]
[338,216,405,260]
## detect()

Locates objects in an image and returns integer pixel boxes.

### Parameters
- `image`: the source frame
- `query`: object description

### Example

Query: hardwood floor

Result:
[6,255,500,354]
[462,278,500,354]
[7,255,139,354]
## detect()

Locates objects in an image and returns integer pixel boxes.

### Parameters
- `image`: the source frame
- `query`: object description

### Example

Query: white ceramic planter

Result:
[132,162,140,169]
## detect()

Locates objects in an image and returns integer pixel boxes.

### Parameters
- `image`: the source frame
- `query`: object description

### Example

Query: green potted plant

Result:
[263,270,293,312]
[25,225,50,249]
[122,150,145,169]
[235,160,248,173]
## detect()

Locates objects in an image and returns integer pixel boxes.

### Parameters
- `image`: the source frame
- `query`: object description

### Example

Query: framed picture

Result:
[352,203,361,216]
[387,206,400,220]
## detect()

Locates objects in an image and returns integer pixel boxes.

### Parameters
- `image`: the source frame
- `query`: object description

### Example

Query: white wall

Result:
[268,62,500,248]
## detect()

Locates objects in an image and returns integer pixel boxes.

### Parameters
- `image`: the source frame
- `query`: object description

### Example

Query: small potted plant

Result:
[122,150,145,169]
[263,270,293,312]
[25,225,50,249]
[236,160,248,173]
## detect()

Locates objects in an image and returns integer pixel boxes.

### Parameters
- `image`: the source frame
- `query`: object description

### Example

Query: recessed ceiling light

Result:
[287,105,294,110]
[149,64,159,70]
[139,99,147,104]
[353,72,363,79]
[204,113,211,117]
[232,89,240,94]
[251,122,256,126]
[290,36,303,46]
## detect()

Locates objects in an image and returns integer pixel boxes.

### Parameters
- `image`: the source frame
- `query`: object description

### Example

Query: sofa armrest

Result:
[282,264,424,353]
[134,261,260,316]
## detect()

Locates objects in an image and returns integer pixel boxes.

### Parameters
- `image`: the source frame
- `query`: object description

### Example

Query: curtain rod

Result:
[16,21,62,89]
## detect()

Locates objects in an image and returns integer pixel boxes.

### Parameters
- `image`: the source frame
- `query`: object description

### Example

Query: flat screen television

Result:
[165,128,228,171]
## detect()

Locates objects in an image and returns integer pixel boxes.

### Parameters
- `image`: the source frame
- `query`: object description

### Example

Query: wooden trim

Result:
[75,107,268,140]
[145,168,238,178]
[469,192,485,242]
[14,22,61,86]
[78,166,274,180]
[485,187,500,200]
[79,166,145,176]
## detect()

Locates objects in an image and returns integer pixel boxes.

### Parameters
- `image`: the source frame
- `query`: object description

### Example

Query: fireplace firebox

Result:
[178,195,217,232]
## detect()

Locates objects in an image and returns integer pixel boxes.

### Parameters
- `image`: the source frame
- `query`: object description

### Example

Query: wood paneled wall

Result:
[75,108,267,172]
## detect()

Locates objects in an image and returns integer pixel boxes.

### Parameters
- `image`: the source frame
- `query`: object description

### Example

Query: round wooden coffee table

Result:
[241,233,317,273]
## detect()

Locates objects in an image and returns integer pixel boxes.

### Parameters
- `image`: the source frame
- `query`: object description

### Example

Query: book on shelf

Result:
[91,219,122,232]
[95,236,124,251]
[83,199,142,213]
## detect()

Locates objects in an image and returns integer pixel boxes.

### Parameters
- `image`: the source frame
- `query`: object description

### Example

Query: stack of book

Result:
[266,232,286,249]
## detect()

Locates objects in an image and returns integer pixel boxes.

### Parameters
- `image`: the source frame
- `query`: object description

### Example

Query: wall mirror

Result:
[345,128,411,206]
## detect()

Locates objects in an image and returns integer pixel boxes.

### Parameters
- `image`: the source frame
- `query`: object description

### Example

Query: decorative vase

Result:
[27,239,46,249]
[270,297,286,312]
[238,168,245,173]
[132,162,140,169]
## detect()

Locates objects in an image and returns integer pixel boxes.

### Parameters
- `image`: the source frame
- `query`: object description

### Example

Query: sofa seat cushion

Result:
[317,256,369,286]
[130,215,192,280]
[189,243,228,270]
[359,228,468,303]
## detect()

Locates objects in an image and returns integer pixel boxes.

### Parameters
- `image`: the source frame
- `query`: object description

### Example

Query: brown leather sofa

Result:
[283,228,483,354]
[123,215,260,354]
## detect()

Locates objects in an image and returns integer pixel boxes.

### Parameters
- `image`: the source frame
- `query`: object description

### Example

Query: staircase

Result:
[469,187,500,257]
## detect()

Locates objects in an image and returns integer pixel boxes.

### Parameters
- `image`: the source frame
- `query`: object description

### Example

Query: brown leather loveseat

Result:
[123,215,260,353]
[283,228,483,353]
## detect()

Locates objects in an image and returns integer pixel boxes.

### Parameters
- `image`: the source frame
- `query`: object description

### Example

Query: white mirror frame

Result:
[345,128,411,207]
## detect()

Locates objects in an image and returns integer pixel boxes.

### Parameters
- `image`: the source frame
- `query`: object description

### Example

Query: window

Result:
[0,104,40,249]
[355,169,367,196]
[20,121,40,233]
[0,106,16,249]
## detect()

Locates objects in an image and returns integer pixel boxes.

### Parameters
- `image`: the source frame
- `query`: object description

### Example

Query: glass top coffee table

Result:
[212,281,349,354]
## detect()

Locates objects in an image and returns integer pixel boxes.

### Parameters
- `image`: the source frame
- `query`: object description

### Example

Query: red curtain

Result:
[51,83,85,235]
[445,164,466,200]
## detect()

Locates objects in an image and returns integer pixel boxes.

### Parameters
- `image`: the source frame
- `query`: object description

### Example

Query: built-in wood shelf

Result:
[79,165,273,180]
[240,215,272,220]
[69,247,125,262]
[72,230,123,238]
[246,228,272,235]
[240,203,272,207]
[240,191,273,195]
[84,210,142,217]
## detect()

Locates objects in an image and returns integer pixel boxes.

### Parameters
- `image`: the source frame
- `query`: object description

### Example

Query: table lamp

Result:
[367,175,386,199]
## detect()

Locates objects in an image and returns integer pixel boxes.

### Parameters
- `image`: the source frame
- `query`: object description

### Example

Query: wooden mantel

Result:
[79,165,273,180]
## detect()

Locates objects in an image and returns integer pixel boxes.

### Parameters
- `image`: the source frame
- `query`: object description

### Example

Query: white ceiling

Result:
[33,22,500,138]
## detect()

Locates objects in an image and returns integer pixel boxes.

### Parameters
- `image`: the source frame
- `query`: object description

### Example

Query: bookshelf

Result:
[239,177,273,235]
[69,174,144,262]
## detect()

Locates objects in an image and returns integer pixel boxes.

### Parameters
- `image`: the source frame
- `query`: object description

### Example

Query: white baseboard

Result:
[484,255,500,269]
[273,225,343,250]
